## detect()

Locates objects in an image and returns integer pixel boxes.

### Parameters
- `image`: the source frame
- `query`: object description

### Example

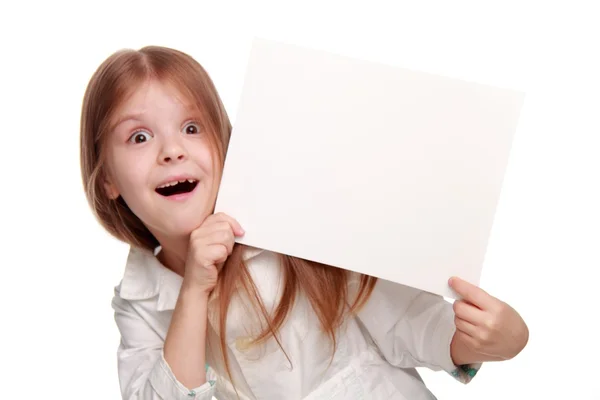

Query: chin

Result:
[167,214,208,236]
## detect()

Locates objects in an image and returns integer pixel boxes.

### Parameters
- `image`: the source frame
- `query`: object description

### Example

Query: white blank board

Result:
[215,38,525,298]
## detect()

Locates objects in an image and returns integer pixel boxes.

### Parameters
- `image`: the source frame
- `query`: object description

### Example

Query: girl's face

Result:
[104,80,217,243]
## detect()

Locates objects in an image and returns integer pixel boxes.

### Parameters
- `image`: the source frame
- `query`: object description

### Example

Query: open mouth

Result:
[155,179,198,197]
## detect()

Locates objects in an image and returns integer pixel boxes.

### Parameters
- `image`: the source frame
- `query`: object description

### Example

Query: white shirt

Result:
[112,245,480,400]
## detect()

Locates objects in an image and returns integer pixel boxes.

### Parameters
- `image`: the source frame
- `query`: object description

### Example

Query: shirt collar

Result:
[119,244,265,312]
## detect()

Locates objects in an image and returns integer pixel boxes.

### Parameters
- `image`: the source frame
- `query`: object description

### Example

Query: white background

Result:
[1,1,598,399]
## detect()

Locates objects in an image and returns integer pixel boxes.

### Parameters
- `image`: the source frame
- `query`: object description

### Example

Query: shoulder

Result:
[359,277,450,316]
[240,245,283,281]
[238,245,284,300]
[118,246,163,300]
[112,245,183,313]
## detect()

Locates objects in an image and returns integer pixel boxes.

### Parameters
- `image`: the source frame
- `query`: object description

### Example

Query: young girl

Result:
[80,46,529,400]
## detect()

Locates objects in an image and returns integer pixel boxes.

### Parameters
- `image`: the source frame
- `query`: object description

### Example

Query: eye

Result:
[128,130,152,144]
[183,122,202,135]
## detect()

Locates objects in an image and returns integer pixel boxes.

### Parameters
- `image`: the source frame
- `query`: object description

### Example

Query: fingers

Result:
[195,221,236,253]
[454,330,481,353]
[454,315,478,338]
[206,244,229,265]
[449,277,494,310]
[453,299,486,325]
[210,212,245,236]
[454,299,506,357]
[207,226,235,255]
[192,213,243,242]
[187,213,243,271]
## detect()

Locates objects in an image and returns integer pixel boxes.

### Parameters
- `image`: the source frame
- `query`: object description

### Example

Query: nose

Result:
[158,136,188,164]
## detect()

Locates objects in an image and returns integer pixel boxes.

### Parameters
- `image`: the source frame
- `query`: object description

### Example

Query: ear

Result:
[104,180,120,200]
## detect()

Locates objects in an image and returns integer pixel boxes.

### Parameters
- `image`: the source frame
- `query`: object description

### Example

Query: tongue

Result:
[156,181,197,196]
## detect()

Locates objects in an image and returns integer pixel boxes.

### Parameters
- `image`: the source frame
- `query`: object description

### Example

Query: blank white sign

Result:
[215,38,525,298]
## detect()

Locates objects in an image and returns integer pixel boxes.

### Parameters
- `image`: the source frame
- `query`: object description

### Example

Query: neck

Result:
[156,237,189,277]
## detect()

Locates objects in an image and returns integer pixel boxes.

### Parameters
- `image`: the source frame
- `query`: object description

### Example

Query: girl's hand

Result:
[184,212,245,294]
[449,277,529,363]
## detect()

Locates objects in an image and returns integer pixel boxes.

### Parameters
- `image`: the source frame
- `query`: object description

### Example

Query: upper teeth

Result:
[157,179,196,189]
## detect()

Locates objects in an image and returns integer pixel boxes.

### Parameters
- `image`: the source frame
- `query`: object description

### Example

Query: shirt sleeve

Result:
[354,278,481,384]
[112,288,217,399]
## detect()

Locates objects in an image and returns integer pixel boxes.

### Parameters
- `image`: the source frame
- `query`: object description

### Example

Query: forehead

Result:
[118,79,194,113]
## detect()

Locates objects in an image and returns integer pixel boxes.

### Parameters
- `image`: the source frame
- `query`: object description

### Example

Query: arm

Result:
[354,278,482,383]
[163,281,210,389]
[160,211,244,389]
[112,213,244,399]
[112,286,216,400]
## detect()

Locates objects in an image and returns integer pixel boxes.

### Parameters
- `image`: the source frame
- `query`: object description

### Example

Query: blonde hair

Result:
[80,45,377,387]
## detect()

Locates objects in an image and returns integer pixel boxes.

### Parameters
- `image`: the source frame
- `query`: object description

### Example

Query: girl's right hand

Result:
[183,212,245,294]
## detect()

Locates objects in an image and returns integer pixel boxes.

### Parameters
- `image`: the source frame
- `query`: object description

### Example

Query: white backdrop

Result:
[1,1,598,399]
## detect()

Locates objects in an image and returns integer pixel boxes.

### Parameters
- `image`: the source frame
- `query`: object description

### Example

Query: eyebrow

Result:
[111,112,145,131]
[110,105,204,132]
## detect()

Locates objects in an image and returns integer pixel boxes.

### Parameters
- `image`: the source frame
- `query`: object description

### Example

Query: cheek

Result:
[196,143,217,176]
[117,170,146,195]
[107,152,149,195]
[114,168,153,218]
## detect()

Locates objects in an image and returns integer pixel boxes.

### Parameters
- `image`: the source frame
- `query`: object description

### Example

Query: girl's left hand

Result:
[449,277,529,361]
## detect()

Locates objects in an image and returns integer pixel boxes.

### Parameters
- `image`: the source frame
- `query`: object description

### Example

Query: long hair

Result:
[80,45,378,386]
